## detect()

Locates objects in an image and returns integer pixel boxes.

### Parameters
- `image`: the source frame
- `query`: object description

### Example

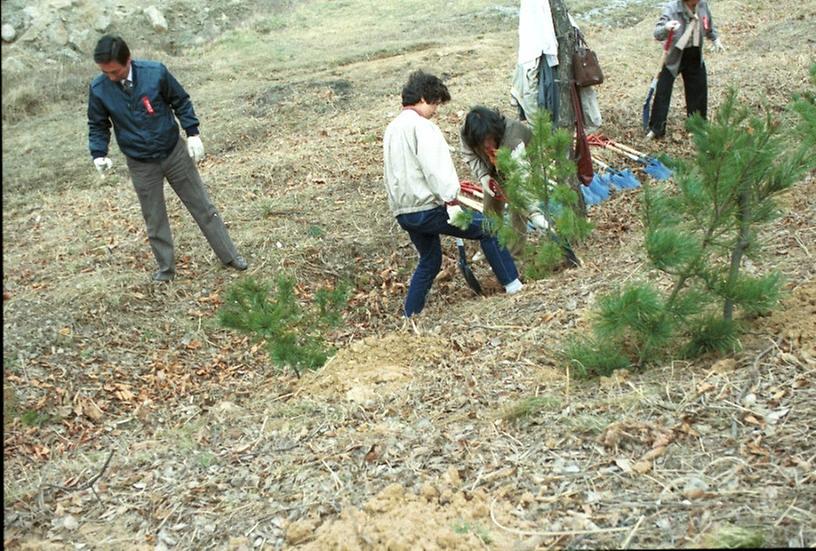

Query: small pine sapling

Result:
[218,275,349,376]
[567,72,816,376]
[494,108,592,277]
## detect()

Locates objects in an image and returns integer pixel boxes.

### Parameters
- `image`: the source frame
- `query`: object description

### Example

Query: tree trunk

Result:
[723,190,751,321]
[550,0,575,130]
[549,0,586,216]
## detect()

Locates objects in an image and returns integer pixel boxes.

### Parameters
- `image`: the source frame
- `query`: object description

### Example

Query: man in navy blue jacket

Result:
[88,35,246,282]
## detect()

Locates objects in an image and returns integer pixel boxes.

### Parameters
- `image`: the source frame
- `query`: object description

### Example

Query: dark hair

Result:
[401,70,451,106]
[93,35,130,65]
[461,106,507,151]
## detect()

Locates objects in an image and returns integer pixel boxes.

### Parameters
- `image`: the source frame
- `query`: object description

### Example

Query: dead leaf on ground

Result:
[633,459,652,474]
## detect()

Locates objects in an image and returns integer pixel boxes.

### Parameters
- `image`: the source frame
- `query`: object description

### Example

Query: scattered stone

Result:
[285,518,317,545]
[682,477,709,499]
[144,6,168,33]
[94,15,111,33]
[419,482,439,501]
[63,515,79,530]
[47,20,68,46]
[1,23,16,42]
[22,6,43,24]
[214,400,243,415]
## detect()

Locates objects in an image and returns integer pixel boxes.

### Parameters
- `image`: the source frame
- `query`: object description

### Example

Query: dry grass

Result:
[3,0,816,548]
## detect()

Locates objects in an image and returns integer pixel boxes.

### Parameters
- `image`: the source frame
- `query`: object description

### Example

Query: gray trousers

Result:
[126,138,239,276]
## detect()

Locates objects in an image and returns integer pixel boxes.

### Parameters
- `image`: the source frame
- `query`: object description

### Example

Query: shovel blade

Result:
[456,239,483,295]
[609,168,640,190]
[642,82,657,131]
[580,184,602,206]
[588,173,610,200]
[644,158,672,180]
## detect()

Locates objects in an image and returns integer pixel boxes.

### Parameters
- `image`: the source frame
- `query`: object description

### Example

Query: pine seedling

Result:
[494,108,592,276]
[650,88,810,354]
[563,335,632,378]
[218,275,349,376]
[567,71,816,373]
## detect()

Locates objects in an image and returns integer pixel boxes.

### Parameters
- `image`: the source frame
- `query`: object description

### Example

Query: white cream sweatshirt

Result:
[383,109,460,216]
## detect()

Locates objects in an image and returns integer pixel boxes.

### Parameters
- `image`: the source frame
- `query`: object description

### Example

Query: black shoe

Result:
[152,271,175,282]
[226,256,248,271]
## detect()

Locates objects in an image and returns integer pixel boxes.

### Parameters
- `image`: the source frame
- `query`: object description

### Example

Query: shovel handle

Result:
[664,28,674,53]
[589,140,641,162]
[608,140,648,158]
[592,158,611,170]
[459,180,484,197]
[654,29,675,78]
[457,192,484,212]
[591,133,652,159]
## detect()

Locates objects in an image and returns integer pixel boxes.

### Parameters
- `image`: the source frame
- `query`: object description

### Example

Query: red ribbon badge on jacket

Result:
[141,96,155,115]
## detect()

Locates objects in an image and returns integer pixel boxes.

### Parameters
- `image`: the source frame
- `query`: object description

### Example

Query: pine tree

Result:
[568,70,816,376]
[218,276,349,376]
[493,108,592,277]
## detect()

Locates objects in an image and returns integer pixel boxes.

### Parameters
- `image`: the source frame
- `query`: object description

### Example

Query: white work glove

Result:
[712,38,726,52]
[446,203,467,229]
[510,143,531,180]
[187,135,205,163]
[665,20,681,32]
[529,212,549,231]
[93,157,113,177]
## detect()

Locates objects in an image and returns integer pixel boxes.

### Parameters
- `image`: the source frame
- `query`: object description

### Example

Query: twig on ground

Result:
[732,340,778,411]
[489,497,631,538]
[42,449,115,495]
[321,459,343,491]
[155,501,181,534]
[619,262,643,285]
[472,323,529,331]
[250,415,269,451]
[620,515,645,549]
[792,234,811,257]
[774,498,797,527]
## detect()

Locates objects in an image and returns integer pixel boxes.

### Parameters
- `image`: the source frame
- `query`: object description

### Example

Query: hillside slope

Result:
[3,0,815,548]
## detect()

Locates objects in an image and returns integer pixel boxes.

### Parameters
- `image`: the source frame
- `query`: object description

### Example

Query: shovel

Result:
[588,171,611,201]
[593,158,641,190]
[580,181,602,206]
[608,139,673,180]
[642,29,674,131]
[588,134,672,181]
[455,238,483,295]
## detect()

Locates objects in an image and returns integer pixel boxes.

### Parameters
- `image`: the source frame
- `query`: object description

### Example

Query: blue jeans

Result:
[396,206,519,317]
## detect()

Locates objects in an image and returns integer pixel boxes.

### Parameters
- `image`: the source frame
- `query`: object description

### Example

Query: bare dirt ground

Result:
[3,0,815,549]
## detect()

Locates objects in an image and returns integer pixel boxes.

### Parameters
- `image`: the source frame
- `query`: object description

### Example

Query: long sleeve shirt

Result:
[654,0,718,76]
[460,118,532,191]
[517,0,559,66]
[88,59,200,161]
[383,109,460,217]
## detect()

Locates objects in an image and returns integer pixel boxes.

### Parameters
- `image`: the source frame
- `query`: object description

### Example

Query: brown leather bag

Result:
[570,83,594,185]
[573,29,604,87]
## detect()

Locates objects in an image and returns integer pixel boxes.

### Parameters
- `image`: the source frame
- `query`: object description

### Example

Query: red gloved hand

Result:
[487,178,505,201]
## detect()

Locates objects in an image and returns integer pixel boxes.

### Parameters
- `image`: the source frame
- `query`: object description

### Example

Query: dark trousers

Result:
[396,206,518,317]
[126,138,240,277]
[649,46,707,138]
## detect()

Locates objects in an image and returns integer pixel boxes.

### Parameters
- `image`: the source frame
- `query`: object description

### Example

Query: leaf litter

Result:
[3,0,816,548]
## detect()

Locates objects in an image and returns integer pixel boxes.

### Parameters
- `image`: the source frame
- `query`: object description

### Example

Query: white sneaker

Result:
[645,130,656,140]
[504,279,523,295]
